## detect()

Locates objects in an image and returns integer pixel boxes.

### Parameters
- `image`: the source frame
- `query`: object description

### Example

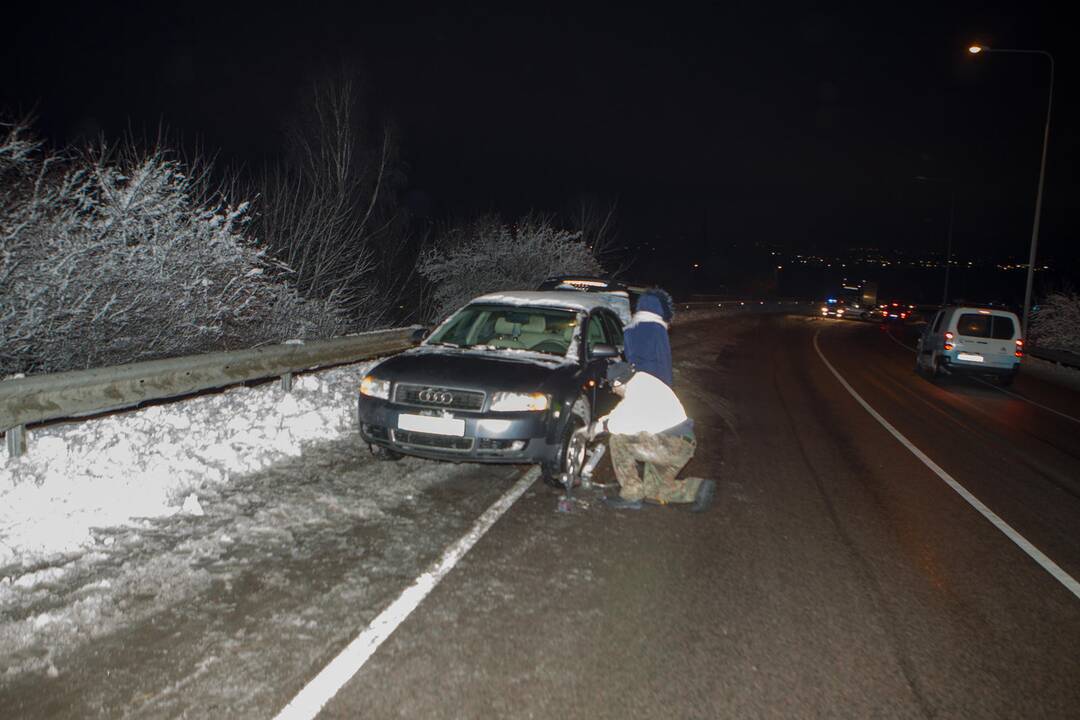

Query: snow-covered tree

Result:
[1030,290,1080,353]
[418,214,603,320]
[0,121,343,377]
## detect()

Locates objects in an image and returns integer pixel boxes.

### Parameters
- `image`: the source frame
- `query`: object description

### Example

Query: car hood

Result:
[372,347,576,394]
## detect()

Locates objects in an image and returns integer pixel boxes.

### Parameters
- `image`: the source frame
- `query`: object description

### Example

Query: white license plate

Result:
[957,352,984,363]
[398,413,465,436]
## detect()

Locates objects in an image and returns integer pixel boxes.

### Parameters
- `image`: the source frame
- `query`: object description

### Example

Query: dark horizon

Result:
[4,1,1076,287]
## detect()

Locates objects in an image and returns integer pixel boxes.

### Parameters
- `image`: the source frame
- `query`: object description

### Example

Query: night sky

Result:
[5,1,1076,283]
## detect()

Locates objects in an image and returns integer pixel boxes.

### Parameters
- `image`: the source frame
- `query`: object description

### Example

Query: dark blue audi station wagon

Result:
[357,291,625,487]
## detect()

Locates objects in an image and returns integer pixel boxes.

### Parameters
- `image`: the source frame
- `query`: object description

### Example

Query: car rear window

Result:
[956,313,1016,339]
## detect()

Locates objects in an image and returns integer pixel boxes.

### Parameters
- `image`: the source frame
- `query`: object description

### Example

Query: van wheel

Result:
[929,357,943,382]
[541,414,588,489]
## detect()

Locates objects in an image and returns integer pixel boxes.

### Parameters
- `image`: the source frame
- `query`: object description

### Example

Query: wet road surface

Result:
[3,313,1079,718]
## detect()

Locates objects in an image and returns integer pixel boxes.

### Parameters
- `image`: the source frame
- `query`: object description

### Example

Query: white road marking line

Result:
[814,328,1080,602]
[883,325,1080,425]
[882,327,916,353]
[273,468,539,720]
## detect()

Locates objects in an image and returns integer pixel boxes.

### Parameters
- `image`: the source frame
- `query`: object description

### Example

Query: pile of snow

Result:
[0,360,376,571]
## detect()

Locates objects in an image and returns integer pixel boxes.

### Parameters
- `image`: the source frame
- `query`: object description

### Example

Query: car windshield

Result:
[427,304,579,357]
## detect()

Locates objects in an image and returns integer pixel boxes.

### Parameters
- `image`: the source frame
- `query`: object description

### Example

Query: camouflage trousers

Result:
[608,431,699,504]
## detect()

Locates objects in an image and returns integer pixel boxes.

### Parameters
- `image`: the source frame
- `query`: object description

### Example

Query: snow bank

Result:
[0,360,376,571]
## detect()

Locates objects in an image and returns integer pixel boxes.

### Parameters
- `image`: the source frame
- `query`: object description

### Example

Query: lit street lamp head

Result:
[969,44,988,54]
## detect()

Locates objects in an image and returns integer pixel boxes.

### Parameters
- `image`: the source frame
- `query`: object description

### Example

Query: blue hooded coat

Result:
[623,292,674,387]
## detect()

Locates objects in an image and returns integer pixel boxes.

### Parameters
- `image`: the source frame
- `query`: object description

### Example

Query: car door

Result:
[920,310,944,361]
[584,310,621,417]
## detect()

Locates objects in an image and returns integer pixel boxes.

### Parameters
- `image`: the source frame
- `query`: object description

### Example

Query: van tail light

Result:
[944,331,954,351]
[1015,339,1024,357]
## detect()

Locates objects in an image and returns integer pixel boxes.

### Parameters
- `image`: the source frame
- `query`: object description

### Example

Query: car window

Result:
[956,313,991,338]
[428,303,577,356]
[932,311,945,332]
[586,313,611,352]
[991,315,1016,339]
[601,311,623,347]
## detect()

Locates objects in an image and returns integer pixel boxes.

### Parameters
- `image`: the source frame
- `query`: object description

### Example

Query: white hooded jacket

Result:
[602,371,688,435]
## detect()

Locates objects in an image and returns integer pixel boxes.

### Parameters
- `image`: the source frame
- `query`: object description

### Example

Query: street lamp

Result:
[913,175,955,305]
[969,43,1055,337]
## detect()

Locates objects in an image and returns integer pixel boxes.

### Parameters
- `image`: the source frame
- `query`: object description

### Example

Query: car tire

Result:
[369,443,404,461]
[541,413,588,489]
[929,357,944,382]
[914,356,925,377]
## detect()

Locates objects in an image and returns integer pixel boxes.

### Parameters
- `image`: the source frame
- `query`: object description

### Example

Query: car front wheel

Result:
[541,414,588,489]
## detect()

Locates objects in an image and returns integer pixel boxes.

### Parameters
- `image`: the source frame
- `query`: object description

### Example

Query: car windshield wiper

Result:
[428,340,464,348]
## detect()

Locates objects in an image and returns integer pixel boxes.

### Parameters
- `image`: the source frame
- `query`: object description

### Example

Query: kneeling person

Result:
[592,363,714,511]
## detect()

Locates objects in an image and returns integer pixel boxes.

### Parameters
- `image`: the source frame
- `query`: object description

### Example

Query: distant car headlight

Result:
[490,391,549,412]
[360,375,391,400]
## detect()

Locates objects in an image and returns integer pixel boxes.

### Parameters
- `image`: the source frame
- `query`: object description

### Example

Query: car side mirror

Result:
[590,343,620,359]
[411,327,428,343]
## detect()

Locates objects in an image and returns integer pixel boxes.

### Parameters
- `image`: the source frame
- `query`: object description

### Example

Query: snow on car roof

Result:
[472,290,620,313]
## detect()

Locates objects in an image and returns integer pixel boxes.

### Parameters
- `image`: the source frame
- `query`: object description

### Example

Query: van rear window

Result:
[991,315,1016,339]
[957,314,991,338]
[957,313,1016,339]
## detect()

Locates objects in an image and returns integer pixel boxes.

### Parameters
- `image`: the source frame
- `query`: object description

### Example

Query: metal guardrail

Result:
[1,327,420,457]
[1029,346,1080,370]
[678,299,816,314]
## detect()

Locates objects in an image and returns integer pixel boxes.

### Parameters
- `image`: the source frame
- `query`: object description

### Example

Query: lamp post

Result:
[969,44,1055,337]
[914,175,955,305]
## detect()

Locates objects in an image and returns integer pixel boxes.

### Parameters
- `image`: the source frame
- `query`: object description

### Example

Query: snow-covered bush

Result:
[1030,290,1080,353]
[0,121,343,377]
[418,214,602,320]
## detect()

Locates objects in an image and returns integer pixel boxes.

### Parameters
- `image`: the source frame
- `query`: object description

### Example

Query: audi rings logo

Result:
[418,388,454,405]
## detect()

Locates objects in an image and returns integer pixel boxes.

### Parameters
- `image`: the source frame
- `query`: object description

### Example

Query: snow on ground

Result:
[0,353,516,687]
[0,359,377,572]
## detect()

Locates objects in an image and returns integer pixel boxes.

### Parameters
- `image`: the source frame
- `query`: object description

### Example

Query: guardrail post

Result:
[6,424,26,458]
[281,372,293,392]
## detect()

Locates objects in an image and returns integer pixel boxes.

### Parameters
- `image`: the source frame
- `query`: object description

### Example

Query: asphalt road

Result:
[322,313,1080,719]
[4,312,1078,718]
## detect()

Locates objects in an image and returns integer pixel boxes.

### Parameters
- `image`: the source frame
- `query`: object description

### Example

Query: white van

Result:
[915,306,1023,385]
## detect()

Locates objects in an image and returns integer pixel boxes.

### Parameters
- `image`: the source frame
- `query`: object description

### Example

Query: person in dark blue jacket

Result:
[623,288,674,387]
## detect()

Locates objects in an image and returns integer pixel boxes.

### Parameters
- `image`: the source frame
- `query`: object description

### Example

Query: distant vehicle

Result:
[357,290,625,487]
[915,305,1023,385]
[537,275,637,324]
[876,301,917,323]
[819,297,849,319]
[821,280,877,320]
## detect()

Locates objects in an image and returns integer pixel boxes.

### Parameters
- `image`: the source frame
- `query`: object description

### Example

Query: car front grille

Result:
[394,383,485,411]
[391,429,474,451]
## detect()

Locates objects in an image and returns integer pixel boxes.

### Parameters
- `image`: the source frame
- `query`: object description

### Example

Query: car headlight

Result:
[360,375,391,400]
[489,391,549,412]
